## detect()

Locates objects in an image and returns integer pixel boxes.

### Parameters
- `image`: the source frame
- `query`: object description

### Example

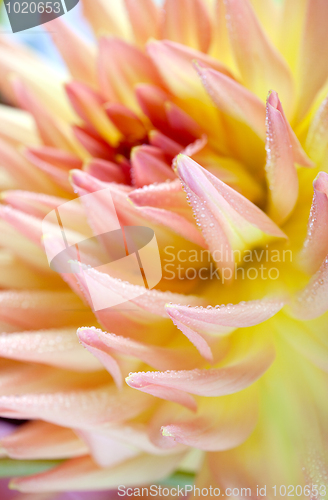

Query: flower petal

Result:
[13,79,79,154]
[45,19,97,87]
[77,329,124,388]
[128,179,189,213]
[73,125,115,160]
[297,0,328,121]
[0,385,153,429]
[300,172,328,274]
[224,0,294,112]
[147,40,233,100]
[129,205,206,248]
[1,421,87,460]
[265,92,298,224]
[82,421,177,457]
[0,104,39,147]
[135,84,171,133]
[80,0,131,39]
[165,102,202,145]
[267,91,313,167]
[2,189,81,222]
[25,146,82,192]
[166,298,284,360]
[148,130,183,161]
[305,94,328,165]
[0,290,89,331]
[0,138,56,194]
[126,335,274,401]
[175,155,287,274]
[290,257,328,320]
[78,327,203,372]
[11,453,184,493]
[0,328,102,372]
[124,0,160,47]
[98,37,163,113]
[161,0,212,53]
[0,250,46,289]
[83,158,127,184]
[197,65,266,140]
[65,82,121,146]
[130,145,176,187]
[0,216,52,273]
[105,103,146,140]
[76,265,203,318]
[76,428,140,468]
[274,312,328,374]
[158,389,258,451]
[0,37,74,122]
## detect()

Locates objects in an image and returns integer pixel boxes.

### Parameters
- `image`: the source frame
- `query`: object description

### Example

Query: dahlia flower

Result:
[0,0,328,497]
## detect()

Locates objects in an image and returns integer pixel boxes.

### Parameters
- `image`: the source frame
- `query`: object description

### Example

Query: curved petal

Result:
[158,389,258,451]
[0,250,47,289]
[126,338,274,400]
[147,41,233,136]
[105,103,146,140]
[128,181,206,246]
[297,0,328,121]
[98,37,163,113]
[130,205,206,248]
[80,0,131,39]
[11,453,185,492]
[0,38,74,122]
[147,40,233,100]
[83,158,127,184]
[166,298,284,360]
[13,79,78,154]
[0,138,54,193]
[65,82,121,146]
[290,257,328,320]
[300,172,328,274]
[197,65,266,140]
[124,0,160,47]
[161,0,212,53]
[72,124,115,160]
[149,130,182,160]
[224,0,294,112]
[77,429,140,468]
[0,385,153,429]
[305,94,328,165]
[0,328,102,372]
[25,147,82,192]
[0,104,39,147]
[0,290,88,330]
[77,329,124,388]
[45,19,97,87]
[130,145,176,186]
[1,421,87,460]
[265,92,298,224]
[78,327,204,371]
[76,266,203,318]
[175,155,287,274]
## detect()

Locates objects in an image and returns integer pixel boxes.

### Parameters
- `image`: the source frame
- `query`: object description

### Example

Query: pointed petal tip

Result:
[126,372,198,411]
[300,170,328,275]
[266,89,314,168]
[314,171,328,192]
